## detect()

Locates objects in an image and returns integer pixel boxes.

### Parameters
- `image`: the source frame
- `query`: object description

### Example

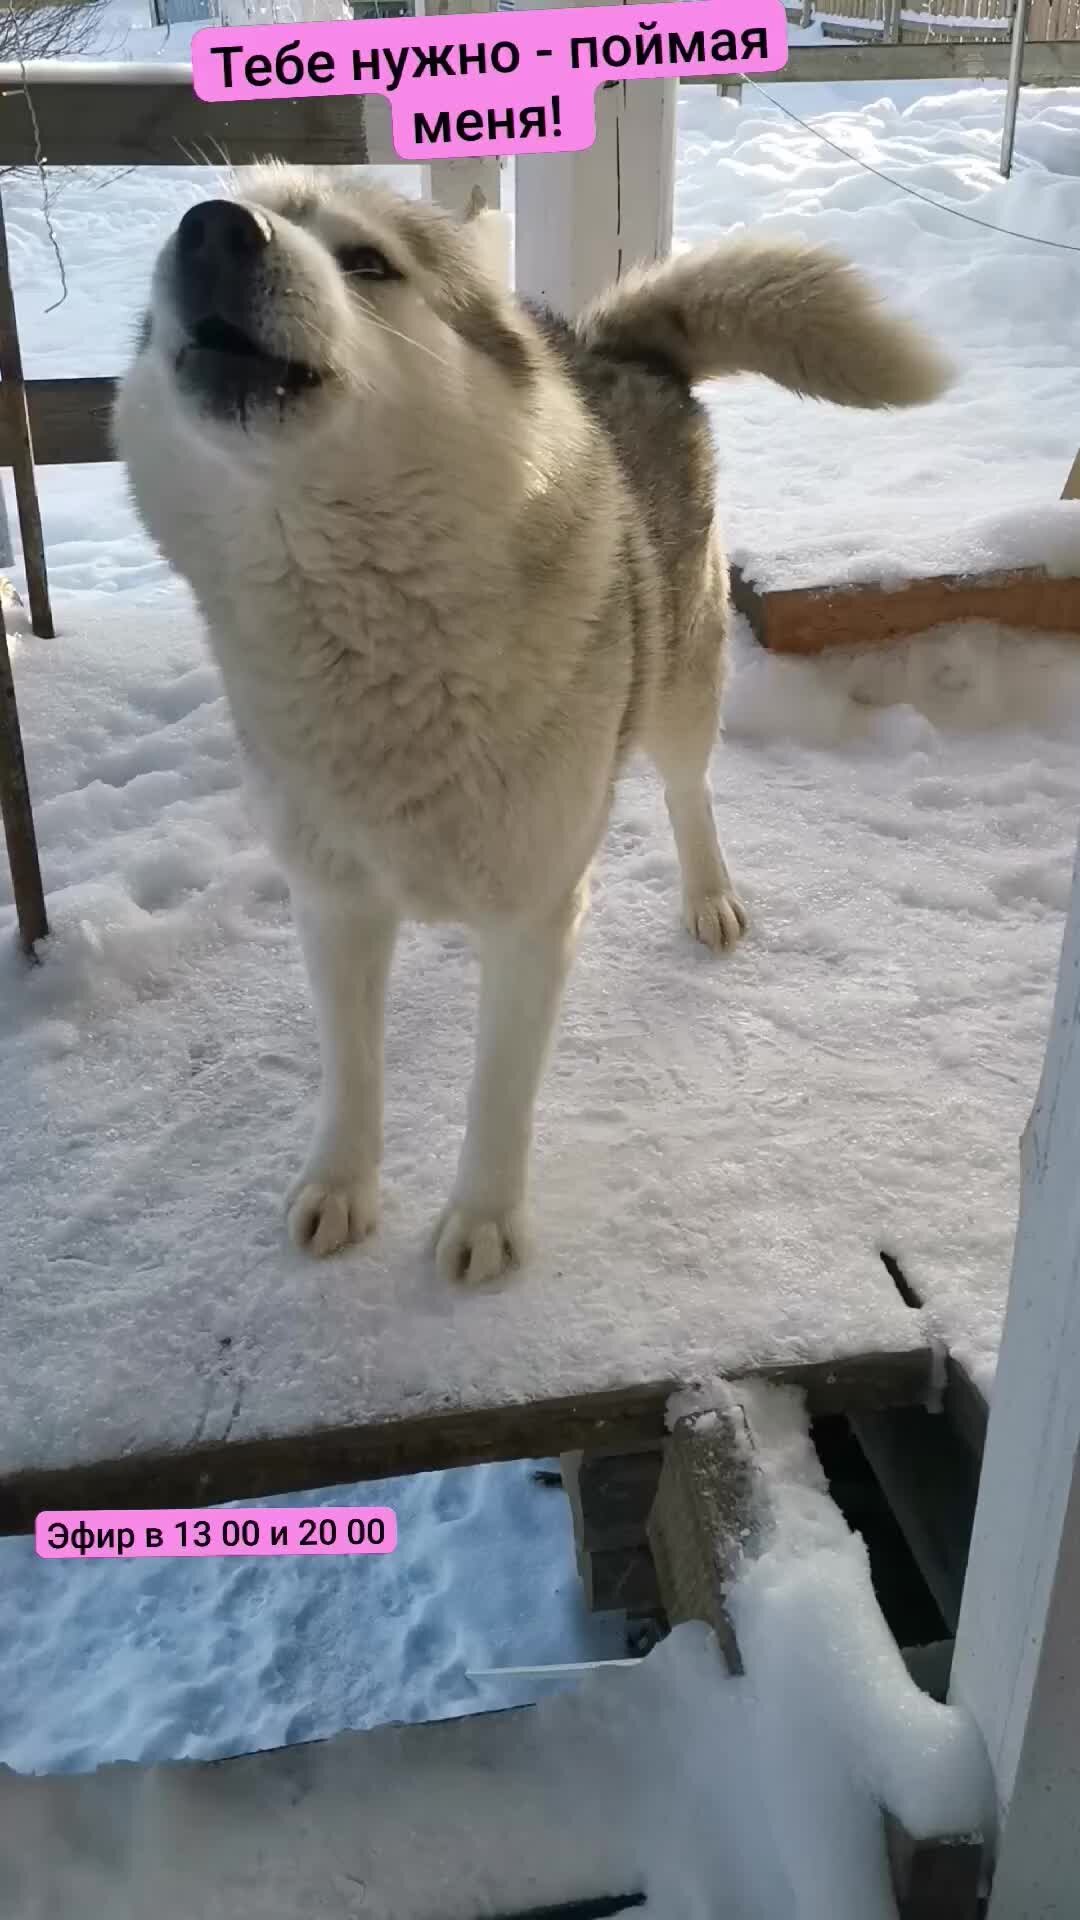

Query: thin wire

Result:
[3,0,69,310]
[736,70,1080,255]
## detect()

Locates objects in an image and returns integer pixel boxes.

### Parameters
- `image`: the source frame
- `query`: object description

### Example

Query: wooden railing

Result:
[811,0,1080,39]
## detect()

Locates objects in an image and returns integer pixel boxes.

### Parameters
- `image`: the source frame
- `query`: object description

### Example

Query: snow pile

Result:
[729,1386,993,1919]
[732,500,1080,594]
[725,614,1080,746]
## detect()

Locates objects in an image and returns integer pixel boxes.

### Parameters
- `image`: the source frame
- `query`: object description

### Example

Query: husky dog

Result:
[115,166,948,1283]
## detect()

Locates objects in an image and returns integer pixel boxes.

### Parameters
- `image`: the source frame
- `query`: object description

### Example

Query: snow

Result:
[729,1383,993,1918]
[2,0,1080,1800]
[734,499,1080,592]
[2,594,1073,1487]
[0,1388,993,1919]
[0,1462,627,1773]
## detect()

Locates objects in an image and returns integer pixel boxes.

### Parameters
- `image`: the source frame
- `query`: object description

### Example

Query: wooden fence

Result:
[802,0,1080,41]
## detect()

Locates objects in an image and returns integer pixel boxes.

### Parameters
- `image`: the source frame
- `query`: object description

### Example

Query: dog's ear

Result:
[462,185,488,222]
[463,205,513,292]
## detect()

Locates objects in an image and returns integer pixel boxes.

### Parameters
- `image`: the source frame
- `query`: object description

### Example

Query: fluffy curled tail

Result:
[577,235,950,409]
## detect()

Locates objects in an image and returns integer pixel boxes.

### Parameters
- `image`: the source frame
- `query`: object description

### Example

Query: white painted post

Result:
[513,0,677,312]
[419,0,503,214]
[950,829,1080,1915]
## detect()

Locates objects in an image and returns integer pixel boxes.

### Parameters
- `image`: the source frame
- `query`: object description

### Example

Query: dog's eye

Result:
[337,244,400,282]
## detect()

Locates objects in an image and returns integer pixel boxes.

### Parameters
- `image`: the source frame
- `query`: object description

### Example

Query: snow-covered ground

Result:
[2,2,1080,1793]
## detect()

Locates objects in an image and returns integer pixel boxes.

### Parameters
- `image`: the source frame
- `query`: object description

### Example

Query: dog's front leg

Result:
[286,880,399,1257]
[434,882,587,1286]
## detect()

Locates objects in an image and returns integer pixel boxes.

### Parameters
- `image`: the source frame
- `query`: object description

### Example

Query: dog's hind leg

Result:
[286,879,399,1257]
[645,616,748,953]
[433,877,590,1286]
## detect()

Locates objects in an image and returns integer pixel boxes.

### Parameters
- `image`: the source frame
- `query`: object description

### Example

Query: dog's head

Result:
[133,165,528,457]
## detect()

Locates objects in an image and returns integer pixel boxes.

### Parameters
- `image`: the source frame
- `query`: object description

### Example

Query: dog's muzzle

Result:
[171,198,322,416]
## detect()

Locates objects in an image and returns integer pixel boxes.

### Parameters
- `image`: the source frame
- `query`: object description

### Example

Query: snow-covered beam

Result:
[951,831,1080,1913]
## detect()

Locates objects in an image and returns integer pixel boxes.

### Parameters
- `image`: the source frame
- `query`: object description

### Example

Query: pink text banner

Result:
[36,1507,398,1559]
[191,2,788,160]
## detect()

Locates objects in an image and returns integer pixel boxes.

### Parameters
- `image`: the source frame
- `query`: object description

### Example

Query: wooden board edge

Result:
[884,1812,985,1919]
[0,1345,934,1534]
[944,1353,988,1462]
[733,564,1080,656]
[0,377,117,468]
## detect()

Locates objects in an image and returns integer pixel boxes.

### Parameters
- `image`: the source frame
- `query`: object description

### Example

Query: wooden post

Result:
[417,0,503,217]
[0,191,53,640]
[513,0,676,313]
[561,1445,664,1614]
[0,596,48,954]
[999,0,1030,178]
[950,828,1080,1913]
[647,1403,761,1673]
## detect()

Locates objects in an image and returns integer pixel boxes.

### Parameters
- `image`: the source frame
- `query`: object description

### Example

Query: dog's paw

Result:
[685,888,748,952]
[286,1171,378,1257]
[432,1203,527,1287]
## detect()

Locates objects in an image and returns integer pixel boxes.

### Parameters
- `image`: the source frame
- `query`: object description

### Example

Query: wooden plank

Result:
[944,1354,988,1461]
[730,561,1080,655]
[0,1346,934,1534]
[884,1815,984,1920]
[0,63,393,168]
[818,14,1011,35]
[562,1447,663,1553]
[0,192,52,636]
[0,595,48,952]
[561,1446,664,1615]
[0,378,116,467]
[682,38,1080,77]
[851,1406,980,1633]
[582,1544,662,1613]
[648,1404,759,1671]
[950,829,1080,1911]
[0,46,1075,178]
[493,1901,645,1919]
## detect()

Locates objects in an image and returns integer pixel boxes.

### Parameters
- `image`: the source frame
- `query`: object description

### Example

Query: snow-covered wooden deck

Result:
[3,597,1075,1526]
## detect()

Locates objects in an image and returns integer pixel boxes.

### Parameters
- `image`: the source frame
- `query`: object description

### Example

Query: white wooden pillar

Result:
[513,0,677,312]
[419,0,504,214]
[950,829,1080,1914]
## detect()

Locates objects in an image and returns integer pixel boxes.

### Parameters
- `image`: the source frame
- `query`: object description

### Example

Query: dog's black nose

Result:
[177,200,270,269]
